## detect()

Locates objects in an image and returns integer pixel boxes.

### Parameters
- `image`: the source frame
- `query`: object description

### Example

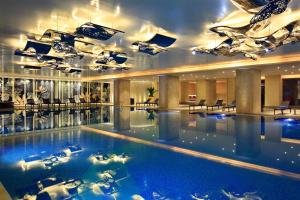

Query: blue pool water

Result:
[0,107,300,199]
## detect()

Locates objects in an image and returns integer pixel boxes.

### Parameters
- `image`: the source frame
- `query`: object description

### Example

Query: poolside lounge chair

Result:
[223,100,236,111]
[79,98,89,108]
[68,98,78,108]
[274,101,291,115]
[136,98,151,107]
[149,98,159,107]
[90,97,100,108]
[53,99,66,110]
[207,100,223,111]
[189,99,206,111]
[41,98,52,110]
[25,99,38,110]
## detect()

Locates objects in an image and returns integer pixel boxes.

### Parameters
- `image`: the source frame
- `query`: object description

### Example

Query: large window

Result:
[3,78,12,102]
[14,79,25,105]
[103,83,110,103]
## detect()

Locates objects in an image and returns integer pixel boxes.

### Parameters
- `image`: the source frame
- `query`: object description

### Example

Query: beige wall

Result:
[196,79,216,105]
[236,69,261,114]
[159,76,179,109]
[180,81,197,103]
[265,75,282,107]
[216,80,227,103]
[130,81,153,103]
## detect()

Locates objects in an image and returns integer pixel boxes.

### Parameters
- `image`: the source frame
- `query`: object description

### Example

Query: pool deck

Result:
[0,182,12,200]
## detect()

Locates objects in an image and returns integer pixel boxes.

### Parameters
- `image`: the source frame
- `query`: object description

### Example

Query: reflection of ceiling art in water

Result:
[192,0,300,60]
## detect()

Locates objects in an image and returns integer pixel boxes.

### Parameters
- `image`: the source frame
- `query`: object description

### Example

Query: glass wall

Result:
[3,78,12,102]
[103,83,110,103]
[36,80,51,101]
[90,82,101,101]
[14,79,25,105]
[0,77,112,104]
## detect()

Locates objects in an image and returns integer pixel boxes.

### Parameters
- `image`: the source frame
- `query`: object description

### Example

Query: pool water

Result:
[0,107,300,199]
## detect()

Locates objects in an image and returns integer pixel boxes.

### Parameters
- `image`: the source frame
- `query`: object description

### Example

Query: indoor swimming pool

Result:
[0,107,300,199]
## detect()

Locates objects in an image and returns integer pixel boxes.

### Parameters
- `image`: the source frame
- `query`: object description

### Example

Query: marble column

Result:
[265,75,282,107]
[159,76,179,109]
[236,69,261,114]
[196,79,216,105]
[227,78,236,104]
[113,79,130,106]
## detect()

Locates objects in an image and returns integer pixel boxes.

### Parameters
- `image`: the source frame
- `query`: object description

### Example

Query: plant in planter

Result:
[146,87,156,97]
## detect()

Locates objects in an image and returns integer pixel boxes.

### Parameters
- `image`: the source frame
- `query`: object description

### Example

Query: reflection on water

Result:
[0,107,112,134]
[0,107,300,199]
[0,128,299,199]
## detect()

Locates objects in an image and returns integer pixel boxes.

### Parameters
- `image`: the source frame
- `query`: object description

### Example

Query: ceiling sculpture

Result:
[132,33,176,55]
[2,0,300,78]
[12,3,177,75]
[192,0,300,60]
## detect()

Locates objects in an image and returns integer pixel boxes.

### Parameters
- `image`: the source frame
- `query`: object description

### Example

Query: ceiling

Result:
[1,0,300,79]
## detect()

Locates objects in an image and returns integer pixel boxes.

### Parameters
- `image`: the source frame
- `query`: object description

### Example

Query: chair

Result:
[274,101,291,115]
[149,99,159,107]
[189,99,206,111]
[68,98,78,108]
[53,99,66,110]
[90,97,100,108]
[223,100,236,112]
[136,98,151,107]
[207,100,223,111]
[41,99,52,110]
[79,98,88,108]
[25,99,38,110]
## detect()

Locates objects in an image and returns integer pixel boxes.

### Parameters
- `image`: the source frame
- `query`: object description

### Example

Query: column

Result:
[113,79,130,106]
[159,75,179,109]
[236,69,261,114]
[265,75,282,107]
[180,81,189,103]
[196,79,216,105]
[227,78,236,104]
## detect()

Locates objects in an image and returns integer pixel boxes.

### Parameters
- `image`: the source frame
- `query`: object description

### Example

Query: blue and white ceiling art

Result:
[192,0,300,60]
[14,22,131,74]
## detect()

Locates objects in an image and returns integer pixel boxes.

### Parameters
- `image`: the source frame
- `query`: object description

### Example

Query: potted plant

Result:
[147,87,156,97]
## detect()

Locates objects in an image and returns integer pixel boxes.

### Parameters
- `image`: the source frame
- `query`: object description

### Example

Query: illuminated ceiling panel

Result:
[192,0,299,60]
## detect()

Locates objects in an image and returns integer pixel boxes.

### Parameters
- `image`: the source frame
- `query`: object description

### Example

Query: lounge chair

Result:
[25,99,38,110]
[79,98,88,108]
[53,99,66,110]
[149,98,159,107]
[41,98,52,110]
[68,98,78,108]
[223,100,236,111]
[207,100,223,111]
[136,98,151,107]
[274,101,291,115]
[189,99,206,111]
[90,97,100,108]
